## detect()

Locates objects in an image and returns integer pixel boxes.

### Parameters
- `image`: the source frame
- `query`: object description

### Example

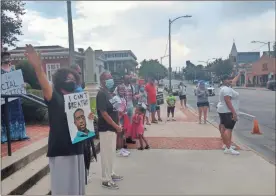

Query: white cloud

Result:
[15,1,275,69]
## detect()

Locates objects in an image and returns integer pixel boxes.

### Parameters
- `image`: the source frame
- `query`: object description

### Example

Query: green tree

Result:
[209,58,233,77]
[139,59,168,80]
[1,0,25,46]
[16,60,41,89]
[183,61,210,81]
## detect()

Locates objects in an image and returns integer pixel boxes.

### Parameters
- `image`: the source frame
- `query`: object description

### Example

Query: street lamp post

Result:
[251,40,271,57]
[67,0,75,66]
[168,15,192,90]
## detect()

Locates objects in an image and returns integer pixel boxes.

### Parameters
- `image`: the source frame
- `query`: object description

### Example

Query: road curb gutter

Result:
[186,104,275,165]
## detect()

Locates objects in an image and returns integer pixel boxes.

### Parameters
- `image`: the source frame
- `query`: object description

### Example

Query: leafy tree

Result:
[1,0,25,47]
[139,59,168,80]
[16,60,41,90]
[209,58,233,77]
[183,61,210,81]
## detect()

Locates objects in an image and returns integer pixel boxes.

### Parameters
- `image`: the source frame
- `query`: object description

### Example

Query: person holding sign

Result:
[1,51,29,143]
[96,71,123,190]
[24,44,94,195]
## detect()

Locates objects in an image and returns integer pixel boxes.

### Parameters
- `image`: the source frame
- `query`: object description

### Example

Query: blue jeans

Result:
[149,104,157,113]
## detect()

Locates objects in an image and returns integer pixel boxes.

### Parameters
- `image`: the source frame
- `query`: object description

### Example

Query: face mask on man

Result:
[62,81,77,92]
[105,79,114,90]
[140,87,145,92]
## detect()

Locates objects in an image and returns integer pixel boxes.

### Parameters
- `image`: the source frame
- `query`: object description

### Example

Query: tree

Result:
[16,60,41,90]
[183,60,211,81]
[209,58,233,77]
[1,0,25,47]
[139,59,168,80]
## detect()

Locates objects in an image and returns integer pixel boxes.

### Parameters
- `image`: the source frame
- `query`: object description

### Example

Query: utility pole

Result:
[168,19,172,90]
[67,0,75,66]
[268,41,271,57]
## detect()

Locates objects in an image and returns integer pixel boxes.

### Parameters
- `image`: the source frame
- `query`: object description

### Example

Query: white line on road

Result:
[239,111,256,118]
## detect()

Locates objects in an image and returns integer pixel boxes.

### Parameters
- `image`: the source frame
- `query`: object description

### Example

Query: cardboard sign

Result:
[1,69,26,105]
[156,92,164,105]
[64,92,95,144]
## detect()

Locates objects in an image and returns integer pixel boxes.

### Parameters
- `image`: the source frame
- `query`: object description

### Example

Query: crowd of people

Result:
[1,44,241,195]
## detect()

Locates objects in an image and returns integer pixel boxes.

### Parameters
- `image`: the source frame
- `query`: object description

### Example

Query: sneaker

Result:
[118,149,129,157]
[222,144,236,150]
[172,117,176,121]
[111,174,123,181]
[102,181,119,189]
[224,148,240,155]
[122,148,130,155]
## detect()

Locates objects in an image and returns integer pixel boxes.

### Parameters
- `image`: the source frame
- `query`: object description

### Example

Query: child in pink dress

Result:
[132,106,150,150]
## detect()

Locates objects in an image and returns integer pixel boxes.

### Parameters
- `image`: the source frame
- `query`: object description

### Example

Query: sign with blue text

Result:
[1,69,26,105]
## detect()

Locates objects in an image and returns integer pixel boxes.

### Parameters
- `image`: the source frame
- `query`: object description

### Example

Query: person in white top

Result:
[178,82,187,108]
[217,74,240,155]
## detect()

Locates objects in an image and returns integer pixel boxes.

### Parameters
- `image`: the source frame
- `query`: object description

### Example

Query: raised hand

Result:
[24,44,42,70]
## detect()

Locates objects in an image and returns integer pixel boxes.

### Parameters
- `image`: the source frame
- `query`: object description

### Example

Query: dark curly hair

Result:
[52,67,81,92]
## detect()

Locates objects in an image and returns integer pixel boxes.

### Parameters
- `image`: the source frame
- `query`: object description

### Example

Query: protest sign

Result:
[1,69,26,105]
[64,91,95,144]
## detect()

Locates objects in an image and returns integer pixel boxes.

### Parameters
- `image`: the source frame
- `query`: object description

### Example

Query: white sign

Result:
[1,69,26,105]
[64,92,95,144]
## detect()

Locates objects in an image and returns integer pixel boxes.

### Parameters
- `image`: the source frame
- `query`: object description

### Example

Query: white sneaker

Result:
[172,117,176,121]
[224,148,240,155]
[222,144,236,150]
[117,149,129,157]
[167,118,170,121]
[122,148,130,155]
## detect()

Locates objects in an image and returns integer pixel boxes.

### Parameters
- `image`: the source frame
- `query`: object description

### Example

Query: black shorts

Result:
[218,112,236,130]
[197,102,209,107]
[156,105,160,111]
[167,106,175,114]
[179,95,186,100]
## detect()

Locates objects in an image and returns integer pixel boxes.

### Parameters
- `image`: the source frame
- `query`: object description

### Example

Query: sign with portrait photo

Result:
[1,69,26,105]
[64,91,95,144]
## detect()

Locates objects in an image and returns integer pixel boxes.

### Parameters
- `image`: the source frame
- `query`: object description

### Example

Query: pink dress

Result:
[131,114,144,138]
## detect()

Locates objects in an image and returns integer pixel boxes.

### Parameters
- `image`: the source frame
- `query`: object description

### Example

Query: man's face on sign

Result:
[74,109,87,132]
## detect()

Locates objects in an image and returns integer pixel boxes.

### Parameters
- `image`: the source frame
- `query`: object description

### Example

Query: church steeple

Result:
[230,40,238,56]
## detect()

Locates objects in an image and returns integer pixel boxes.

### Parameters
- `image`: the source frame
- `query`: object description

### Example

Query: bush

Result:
[22,89,48,125]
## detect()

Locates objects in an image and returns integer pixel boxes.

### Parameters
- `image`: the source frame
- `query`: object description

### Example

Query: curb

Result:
[186,104,275,165]
[233,87,269,91]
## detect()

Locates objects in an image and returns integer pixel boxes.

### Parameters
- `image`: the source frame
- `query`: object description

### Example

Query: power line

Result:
[164,35,169,57]
[248,43,267,52]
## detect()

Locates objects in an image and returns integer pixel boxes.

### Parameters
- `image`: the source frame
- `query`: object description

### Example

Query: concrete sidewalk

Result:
[85,104,275,195]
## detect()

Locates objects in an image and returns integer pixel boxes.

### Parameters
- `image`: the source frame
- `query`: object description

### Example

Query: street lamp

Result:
[251,40,271,57]
[160,55,169,65]
[168,15,192,90]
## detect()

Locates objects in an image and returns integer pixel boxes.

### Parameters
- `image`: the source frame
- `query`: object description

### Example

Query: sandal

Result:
[145,145,150,149]
[146,123,151,125]
[158,118,163,122]
[152,120,158,124]
[138,147,144,150]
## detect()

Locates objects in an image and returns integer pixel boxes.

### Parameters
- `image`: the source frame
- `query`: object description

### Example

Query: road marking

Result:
[239,111,256,118]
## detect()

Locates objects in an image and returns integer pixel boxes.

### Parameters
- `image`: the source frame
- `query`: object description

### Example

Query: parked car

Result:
[267,80,276,91]
[194,82,215,96]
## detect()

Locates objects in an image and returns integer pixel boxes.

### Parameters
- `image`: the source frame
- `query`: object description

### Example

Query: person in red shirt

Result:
[145,77,158,123]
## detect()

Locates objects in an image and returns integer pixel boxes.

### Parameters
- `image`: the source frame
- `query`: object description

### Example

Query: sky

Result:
[13,1,276,69]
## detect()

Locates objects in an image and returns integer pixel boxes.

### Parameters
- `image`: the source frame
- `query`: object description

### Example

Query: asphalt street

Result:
[161,79,275,164]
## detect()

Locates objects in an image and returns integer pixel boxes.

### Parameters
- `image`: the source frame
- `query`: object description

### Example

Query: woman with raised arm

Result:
[24,44,94,195]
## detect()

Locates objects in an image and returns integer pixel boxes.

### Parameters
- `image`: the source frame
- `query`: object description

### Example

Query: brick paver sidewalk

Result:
[1,125,49,157]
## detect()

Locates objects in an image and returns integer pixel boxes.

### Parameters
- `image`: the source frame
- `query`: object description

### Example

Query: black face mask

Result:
[62,81,76,92]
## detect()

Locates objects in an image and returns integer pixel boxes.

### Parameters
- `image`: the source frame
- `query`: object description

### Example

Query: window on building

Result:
[262,63,268,71]
[46,63,60,82]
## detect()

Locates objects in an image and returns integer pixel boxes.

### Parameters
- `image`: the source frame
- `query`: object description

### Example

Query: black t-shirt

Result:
[45,90,83,157]
[96,88,119,132]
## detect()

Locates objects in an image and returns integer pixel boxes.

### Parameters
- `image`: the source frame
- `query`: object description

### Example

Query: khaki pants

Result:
[99,131,117,182]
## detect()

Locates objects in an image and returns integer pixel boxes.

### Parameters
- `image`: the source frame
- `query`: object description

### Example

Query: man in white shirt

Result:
[217,75,240,155]
[178,82,187,108]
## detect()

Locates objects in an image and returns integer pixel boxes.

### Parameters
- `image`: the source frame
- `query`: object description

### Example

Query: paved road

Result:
[182,82,276,164]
